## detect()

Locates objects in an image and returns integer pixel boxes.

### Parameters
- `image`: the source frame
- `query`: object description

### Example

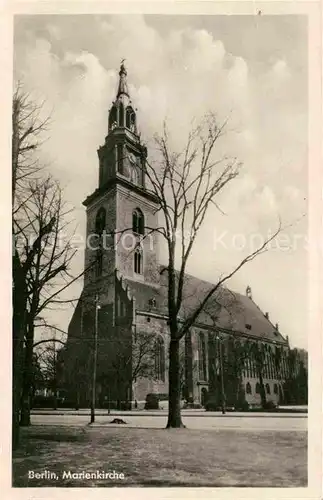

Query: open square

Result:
[13,423,307,487]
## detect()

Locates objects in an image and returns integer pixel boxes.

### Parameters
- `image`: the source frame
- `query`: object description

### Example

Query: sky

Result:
[13,14,308,349]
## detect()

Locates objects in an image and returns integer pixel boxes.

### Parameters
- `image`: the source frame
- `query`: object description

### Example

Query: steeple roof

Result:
[117,60,129,98]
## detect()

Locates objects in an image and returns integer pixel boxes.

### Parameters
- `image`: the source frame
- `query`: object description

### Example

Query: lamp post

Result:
[53,332,57,410]
[216,334,226,415]
[90,295,100,424]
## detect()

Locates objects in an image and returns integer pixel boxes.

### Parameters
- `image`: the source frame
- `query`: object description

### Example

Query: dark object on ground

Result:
[236,400,250,411]
[204,397,220,411]
[144,393,159,410]
[263,400,278,410]
[110,418,127,424]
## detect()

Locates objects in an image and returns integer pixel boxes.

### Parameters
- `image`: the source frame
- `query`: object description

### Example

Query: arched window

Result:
[95,207,106,235]
[132,208,144,235]
[246,382,252,394]
[119,102,124,127]
[256,382,261,394]
[245,356,251,378]
[155,337,165,381]
[109,106,117,130]
[273,383,278,395]
[265,383,271,395]
[126,106,136,132]
[252,353,257,378]
[134,247,143,274]
[201,387,208,406]
[198,333,207,381]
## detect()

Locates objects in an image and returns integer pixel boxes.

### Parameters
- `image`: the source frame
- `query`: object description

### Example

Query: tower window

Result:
[109,106,117,131]
[119,102,124,127]
[265,383,271,395]
[134,247,143,274]
[126,106,136,132]
[155,336,165,381]
[132,208,144,235]
[246,382,252,394]
[95,207,106,236]
[273,383,278,394]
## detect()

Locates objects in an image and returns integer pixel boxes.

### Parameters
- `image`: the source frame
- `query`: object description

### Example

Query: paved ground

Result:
[13,425,307,487]
[32,412,307,432]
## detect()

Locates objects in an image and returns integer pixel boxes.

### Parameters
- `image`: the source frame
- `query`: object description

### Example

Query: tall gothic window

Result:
[155,337,165,381]
[132,208,144,235]
[119,102,124,127]
[95,207,106,235]
[134,247,143,274]
[246,382,252,394]
[198,333,207,381]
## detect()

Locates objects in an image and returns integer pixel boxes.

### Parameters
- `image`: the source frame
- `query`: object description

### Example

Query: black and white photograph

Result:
[6,2,322,495]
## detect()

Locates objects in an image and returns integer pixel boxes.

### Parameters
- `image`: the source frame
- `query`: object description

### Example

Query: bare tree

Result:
[12,84,51,449]
[34,338,65,409]
[12,83,50,205]
[106,331,157,409]
[14,176,78,425]
[144,114,282,427]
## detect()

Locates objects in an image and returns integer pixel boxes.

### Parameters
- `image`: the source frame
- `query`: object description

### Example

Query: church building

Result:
[63,63,293,410]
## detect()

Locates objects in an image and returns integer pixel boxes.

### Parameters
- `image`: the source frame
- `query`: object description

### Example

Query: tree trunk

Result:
[75,387,80,410]
[20,329,34,426]
[53,348,57,410]
[12,253,28,449]
[12,319,24,448]
[53,387,58,410]
[166,339,185,428]
[235,374,242,407]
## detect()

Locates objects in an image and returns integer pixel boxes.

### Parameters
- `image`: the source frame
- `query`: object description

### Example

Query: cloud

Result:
[271,59,291,80]
[13,14,308,348]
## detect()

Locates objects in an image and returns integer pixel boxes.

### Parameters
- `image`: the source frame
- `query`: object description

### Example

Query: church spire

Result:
[108,61,137,134]
[117,60,129,98]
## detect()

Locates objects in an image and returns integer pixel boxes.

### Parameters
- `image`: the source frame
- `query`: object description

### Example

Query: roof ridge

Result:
[158,264,281,333]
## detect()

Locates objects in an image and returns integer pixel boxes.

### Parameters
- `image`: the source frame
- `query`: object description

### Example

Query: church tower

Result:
[83,62,160,291]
